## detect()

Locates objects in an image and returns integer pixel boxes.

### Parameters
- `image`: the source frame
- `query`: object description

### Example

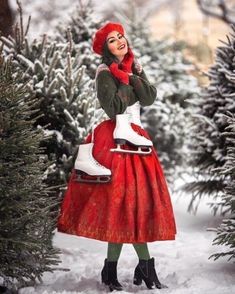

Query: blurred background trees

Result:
[197,0,235,25]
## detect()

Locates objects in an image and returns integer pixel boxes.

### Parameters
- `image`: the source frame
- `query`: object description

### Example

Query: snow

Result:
[5,1,234,293]
[43,129,63,143]
[19,179,235,294]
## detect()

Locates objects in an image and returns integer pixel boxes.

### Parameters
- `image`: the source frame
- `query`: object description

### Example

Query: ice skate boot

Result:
[110,113,153,155]
[74,143,111,183]
[126,101,143,127]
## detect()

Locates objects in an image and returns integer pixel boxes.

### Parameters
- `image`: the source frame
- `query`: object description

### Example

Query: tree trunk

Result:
[0,0,14,37]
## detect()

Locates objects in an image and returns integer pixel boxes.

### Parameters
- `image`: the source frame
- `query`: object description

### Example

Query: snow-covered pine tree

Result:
[1,1,97,187]
[209,112,235,262]
[184,26,235,215]
[0,50,60,290]
[55,0,103,79]
[115,0,201,186]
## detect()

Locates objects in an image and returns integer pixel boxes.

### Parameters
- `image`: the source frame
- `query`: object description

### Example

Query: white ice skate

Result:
[74,143,111,183]
[110,109,153,155]
[126,101,143,127]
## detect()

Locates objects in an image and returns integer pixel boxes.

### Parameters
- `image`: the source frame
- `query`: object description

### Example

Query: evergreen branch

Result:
[0,237,45,249]
[66,28,73,54]
[0,36,14,49]
[16,0,24,41]
[209,250,235,261]
[181,179,225,214]
[24,15,31,37]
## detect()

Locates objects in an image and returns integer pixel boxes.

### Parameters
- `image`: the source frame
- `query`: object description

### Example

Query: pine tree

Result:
[184,26,235,214]
[0,51,60,290]
[115,0,201,186]
[0,1,98,187]
[182,26,235,261]
[55,0,103,79]
[209,113,235,262]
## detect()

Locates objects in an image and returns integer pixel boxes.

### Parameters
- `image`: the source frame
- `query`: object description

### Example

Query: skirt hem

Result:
[58,227,176,243]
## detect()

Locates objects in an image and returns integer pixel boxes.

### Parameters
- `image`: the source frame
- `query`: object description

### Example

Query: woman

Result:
[58,22,176,292]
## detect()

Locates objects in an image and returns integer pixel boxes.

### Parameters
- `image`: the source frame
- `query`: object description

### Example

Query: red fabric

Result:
[109,62,129,85]
[57,120,177,243]
[119,48,134,74]
[92,22,125,55]
[108,49,135,84]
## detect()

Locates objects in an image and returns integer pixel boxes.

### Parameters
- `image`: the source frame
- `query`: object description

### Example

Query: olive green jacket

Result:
[96,63,157,119]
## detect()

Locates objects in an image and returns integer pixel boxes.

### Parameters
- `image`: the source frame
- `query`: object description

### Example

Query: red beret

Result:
[92,22,125,55]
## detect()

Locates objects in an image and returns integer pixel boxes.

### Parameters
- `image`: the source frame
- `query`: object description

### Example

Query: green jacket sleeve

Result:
[129,70,157,106]
[96,70,138,119]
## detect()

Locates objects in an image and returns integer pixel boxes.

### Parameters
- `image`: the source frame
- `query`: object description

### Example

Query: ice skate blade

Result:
[110,144,152,155]
[114,138,153,148]
[75,171,111,184]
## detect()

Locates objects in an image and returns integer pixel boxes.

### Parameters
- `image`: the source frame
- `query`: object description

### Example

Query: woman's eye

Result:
[118,35,123,39]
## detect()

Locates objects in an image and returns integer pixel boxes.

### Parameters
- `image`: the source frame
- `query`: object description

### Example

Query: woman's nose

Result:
[116,39,122,46]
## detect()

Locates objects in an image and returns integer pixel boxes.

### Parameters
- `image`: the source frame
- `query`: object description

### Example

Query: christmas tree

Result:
[55,0,103,79]
[209,113,235,262]
[0,50,60,290]
[184,26,235,214]
[184,25,235,261]
[0,1,98,188]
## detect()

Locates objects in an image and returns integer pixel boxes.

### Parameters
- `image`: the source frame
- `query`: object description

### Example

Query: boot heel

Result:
[101,259,123,291]
[133,258,163,289]
[133,268,142,285]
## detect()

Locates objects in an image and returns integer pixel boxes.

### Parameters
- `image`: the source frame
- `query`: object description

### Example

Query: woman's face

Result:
[106,30,128,61]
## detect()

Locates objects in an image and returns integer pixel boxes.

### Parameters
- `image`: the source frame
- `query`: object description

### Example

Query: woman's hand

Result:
[134,60,143,74]
[109,62,129,85]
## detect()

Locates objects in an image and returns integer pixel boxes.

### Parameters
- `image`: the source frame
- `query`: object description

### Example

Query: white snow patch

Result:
[19,179,235,293]
[43,129,63,143]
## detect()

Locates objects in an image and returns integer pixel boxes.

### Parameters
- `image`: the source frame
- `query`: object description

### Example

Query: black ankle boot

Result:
[101,259,123,292]
[133,258,167,289]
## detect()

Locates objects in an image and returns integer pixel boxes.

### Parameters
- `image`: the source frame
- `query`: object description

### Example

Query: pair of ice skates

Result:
[74,102,153,183]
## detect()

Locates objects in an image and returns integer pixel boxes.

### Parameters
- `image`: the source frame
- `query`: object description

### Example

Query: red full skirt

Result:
[57,119,176,243]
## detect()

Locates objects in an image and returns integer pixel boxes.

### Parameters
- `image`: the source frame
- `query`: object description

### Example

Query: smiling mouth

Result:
[118,44,125,50]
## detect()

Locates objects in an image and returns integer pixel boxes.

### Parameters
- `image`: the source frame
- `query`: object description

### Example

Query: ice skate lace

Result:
[91,154,107,169]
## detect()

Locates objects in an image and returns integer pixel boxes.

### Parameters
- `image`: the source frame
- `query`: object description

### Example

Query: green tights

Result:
[107,242,151,262]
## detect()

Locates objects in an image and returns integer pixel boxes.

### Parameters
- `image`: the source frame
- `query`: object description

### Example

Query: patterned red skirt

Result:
[57,119,176,243]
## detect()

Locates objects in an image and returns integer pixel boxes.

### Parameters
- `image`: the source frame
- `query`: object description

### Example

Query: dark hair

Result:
[101,42,119,66]
[101,37,130,66]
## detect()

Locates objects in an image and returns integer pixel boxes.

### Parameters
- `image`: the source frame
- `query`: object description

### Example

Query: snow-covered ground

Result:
[6,1,234,293]
[19,188,235,294]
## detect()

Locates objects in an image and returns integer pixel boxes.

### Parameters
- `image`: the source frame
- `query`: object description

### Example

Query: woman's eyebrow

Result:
[107,33,122,42]
[107,36,115,41]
